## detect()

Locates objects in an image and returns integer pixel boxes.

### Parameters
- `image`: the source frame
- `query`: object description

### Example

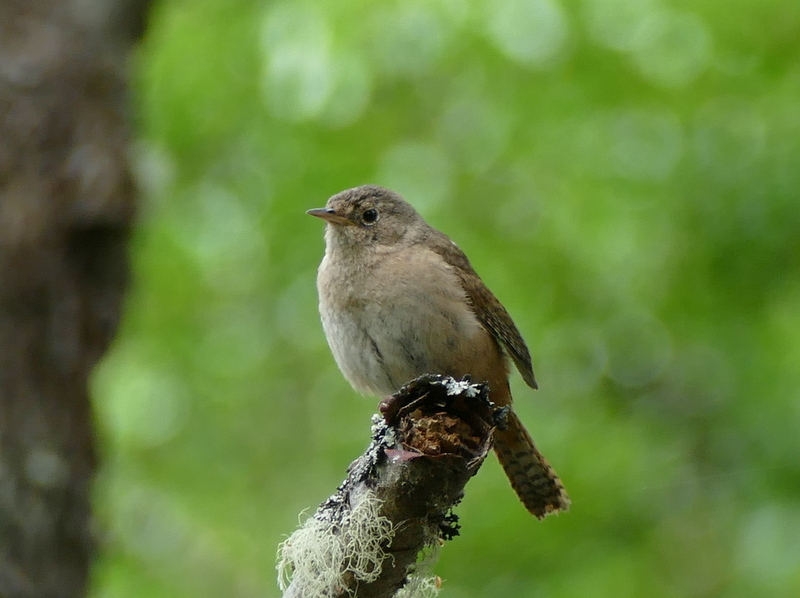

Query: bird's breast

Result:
[317,247,498,396]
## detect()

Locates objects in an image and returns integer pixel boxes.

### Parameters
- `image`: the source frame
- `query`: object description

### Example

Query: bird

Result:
[307,184,569,518]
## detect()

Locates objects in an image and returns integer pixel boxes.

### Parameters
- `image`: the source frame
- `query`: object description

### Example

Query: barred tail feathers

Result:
[493,409,570,519]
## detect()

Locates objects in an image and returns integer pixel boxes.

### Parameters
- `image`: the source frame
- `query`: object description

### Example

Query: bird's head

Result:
[307,185,425,251]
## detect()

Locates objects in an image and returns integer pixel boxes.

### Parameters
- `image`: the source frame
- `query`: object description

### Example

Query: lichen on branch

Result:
[277,375,502,598]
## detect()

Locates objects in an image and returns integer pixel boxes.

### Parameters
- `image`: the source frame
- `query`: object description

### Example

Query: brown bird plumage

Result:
[308,185,569,518]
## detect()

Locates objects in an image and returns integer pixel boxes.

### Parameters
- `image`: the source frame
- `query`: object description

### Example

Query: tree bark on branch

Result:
[0,2,149,596]
[278,375,503,598]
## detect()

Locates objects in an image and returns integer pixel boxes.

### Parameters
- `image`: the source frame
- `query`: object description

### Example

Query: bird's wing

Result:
[425,232,538,390]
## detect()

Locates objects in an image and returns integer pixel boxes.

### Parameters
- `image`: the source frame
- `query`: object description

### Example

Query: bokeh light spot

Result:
[737,505,800,588]
[376,141,454,211]
[107,481,189,561]
[692,98,766,185]
[630,10,712,88]
[166,183,267,294]
[611,108,683,181]
[370,3,448,77]
[194,305,274,382]
[130,141,176,201]
[485,0,569,68]
[94,343,190,448]
[261,4,334,121]
[318,51,372,129]
[583,0,657,51]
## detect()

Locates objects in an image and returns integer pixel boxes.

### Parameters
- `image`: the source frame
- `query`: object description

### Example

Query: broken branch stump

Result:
[278,375,504,598]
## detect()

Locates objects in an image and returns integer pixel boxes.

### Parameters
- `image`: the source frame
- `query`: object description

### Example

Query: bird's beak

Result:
[306,208,354,226]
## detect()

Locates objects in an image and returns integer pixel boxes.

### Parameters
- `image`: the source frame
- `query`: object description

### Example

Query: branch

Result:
[278,375,504,598]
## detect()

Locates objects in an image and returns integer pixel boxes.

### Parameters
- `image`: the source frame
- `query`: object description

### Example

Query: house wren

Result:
[308,185,569,518]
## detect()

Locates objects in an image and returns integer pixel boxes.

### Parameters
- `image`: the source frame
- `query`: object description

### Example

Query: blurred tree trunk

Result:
[0,1,149,596]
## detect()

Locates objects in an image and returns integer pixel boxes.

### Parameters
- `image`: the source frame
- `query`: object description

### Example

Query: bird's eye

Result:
[362,208,379,224]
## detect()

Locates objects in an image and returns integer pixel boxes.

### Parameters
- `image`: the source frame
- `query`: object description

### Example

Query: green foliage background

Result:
[90,0,800,596]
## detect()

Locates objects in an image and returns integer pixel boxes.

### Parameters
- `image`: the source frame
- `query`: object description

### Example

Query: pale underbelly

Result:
[321,299,485,396]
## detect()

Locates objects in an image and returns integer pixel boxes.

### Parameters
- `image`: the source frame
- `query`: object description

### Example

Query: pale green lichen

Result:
[277,492,394,596]
[397,575,441,598]
[396,543,442,598]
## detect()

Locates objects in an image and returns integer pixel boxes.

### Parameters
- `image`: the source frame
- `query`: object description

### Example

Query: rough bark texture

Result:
[0,2,148,596]
[280,375,502,598]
